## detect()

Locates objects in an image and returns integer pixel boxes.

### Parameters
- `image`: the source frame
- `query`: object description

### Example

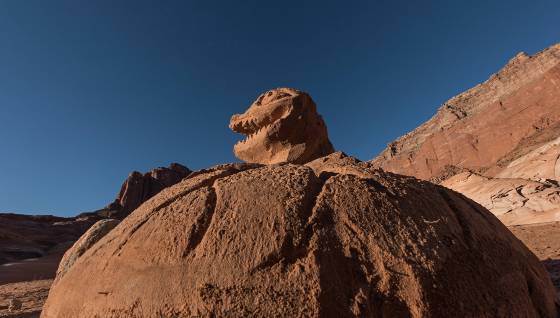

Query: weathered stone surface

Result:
[55,219,120,281]
[495,136,560,181]
[372,43,560,180]
[8,298,22,312]
[0,279,51,317]
[509,221,560,301]
[107,163,191,218]
[41,154,557,317]
[372,43,560,226]
[230,88,334,164]
[442,172,560,226]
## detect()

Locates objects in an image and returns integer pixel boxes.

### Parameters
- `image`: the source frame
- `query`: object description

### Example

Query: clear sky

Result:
[0,0,558,216]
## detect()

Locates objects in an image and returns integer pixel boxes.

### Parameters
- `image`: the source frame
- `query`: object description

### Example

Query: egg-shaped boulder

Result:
[41,154,557,317]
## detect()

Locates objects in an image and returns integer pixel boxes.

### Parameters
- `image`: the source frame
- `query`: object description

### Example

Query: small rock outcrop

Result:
[55,219,120,281]
[41,153,557,317]
[230,88,334,164]
[105,163,191,218]
[8,298,22,312]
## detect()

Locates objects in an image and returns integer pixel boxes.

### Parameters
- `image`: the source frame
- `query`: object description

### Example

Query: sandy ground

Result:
[0,251,63,317]
[0,253,61,286]
[509,221,560,299]
[0,279,51,318]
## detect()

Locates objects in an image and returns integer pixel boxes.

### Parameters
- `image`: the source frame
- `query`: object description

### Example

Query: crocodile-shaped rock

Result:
[229,88,334,164]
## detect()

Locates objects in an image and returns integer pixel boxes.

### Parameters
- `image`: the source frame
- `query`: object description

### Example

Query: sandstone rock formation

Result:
[56,219,120,281]
[372,43,560,179]
[41,153,557,317]
[100,163,192,218]
[372,43,560,226]
[442,172,560,226]
[0,213,96,286]
[230,88,334,164]
[495,135,560,182]
[8,298,22,312]
[0,164,190,316]
[509,221,560,300]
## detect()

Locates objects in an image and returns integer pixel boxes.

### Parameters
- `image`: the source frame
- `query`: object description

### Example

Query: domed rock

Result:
[41,153,557,317]
[55,219,120,281]
[229,88,334,164]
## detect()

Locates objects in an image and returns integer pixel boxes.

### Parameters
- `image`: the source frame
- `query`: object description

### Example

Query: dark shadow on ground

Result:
[542,258,560,295]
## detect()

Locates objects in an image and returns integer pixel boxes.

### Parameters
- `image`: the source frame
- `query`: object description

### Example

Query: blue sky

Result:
[0,0,558,216]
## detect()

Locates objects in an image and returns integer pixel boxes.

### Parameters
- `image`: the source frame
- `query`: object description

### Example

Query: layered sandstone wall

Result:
[372,43,560,181]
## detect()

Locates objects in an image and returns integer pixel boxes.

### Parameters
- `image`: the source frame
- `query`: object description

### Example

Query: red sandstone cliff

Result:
[372,43,560,226]
[372,43,560,181]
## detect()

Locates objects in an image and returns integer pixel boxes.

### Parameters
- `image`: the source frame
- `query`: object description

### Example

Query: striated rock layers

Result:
[230,88,334,165]
[441,172,560,226]
[0,214,94,266]
[103,163,192,218]
[372,43,560,225]
[41,153,557,317]
[372,43,560,179]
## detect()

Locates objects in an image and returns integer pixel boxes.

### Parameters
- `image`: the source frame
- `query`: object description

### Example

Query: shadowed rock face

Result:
[76,163,192,220]
[104,163,192,218]
[230,88,334,164]
[41,153,557,317]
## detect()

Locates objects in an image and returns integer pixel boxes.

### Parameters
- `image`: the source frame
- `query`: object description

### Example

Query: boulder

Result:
[41,153,557,317]
[55,219,120,281]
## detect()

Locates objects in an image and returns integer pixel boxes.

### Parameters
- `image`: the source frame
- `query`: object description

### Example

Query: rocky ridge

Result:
[372,43,560,226]
[372,43,560,180]
[91,163,192,219]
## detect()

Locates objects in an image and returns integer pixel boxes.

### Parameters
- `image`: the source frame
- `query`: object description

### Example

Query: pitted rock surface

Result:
[230,88,334,165]
[41,153,557,317]
[55,219,120,281]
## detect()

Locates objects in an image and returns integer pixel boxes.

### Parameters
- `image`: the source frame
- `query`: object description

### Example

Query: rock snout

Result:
[230,88,334,164]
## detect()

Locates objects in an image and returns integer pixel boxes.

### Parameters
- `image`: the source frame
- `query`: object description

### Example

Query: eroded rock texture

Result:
[372,44,560,179]
[372,43,560,225]
[55,219,120,280]
[104,163,191,218]
[230,88,334,164]
[442,172,560,226]
[41,153,557,317]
